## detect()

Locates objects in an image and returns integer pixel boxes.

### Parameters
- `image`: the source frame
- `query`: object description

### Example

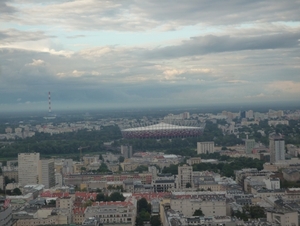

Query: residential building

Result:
[269,134,285,163]
[197,142,214,154]
[267,209,298,226]
[186,157,201,165]
[178,165,193,189]
[245,139,255,154]
[169,192,227,217]
[121,145,133,159]
[84,200,136,226]
[18,153,40,186]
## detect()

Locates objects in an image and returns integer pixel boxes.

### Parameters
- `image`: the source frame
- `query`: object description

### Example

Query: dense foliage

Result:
[233,205,266,221]
[0,125,121,159]
[96,191,125,202]
[163,153,264,178]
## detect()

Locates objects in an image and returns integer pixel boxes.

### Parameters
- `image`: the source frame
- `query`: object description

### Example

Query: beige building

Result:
[14,215,58,226]
[178,165,193,189]
[18,153,40,186]
[186,157,201,165]
[84,200,136,226]
[120,162,140,171]
[197,142,214,154]
[267,209,298,226]
[169,192,226,217]
[56,197,73,211]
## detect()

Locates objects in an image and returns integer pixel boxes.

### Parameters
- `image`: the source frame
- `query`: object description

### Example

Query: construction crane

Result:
[78,146,90,163]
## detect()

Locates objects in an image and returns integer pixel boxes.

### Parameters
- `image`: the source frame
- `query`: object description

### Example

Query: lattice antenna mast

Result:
[48,91,51,113]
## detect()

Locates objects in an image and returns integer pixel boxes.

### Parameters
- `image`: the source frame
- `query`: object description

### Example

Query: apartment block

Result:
[197,142,214,154]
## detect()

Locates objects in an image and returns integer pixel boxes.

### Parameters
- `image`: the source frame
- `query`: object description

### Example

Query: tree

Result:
[150,215,161,226]
[137,198,149,213]
[110,192,125,201]
[193,208,204,216]
[186,182,192,188]
[12,188,22,196]
[119,156,125,163]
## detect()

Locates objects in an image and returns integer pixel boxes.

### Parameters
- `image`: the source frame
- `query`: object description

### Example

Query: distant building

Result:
[267,209,298,226]
[121,145,133,158]
[39,159,55,189]
[178,165,193,189]
[245,139,255,154]
[269,134,285,163]
[186,157,201,165]
[18,153,40,186]
[197,142,214,154]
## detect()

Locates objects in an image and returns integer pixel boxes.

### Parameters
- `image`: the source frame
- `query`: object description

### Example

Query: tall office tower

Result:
[39,159,55,189]
[240,111,246,119]
[178,164,193,189]
[121,145,133,158]
[245,139,256,154]
[246,110,254,119]
[18,153,40,186]
[197,142,214,154]
[270,134,285,163]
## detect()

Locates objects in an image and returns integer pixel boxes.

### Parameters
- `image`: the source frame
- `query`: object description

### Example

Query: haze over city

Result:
[1,0,300,113]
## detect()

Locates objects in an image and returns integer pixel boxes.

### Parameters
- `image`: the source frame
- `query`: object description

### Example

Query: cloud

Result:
[25,59,45,66]
[2,1,299,31]
[0,29,54,45]
[267,81,300,94]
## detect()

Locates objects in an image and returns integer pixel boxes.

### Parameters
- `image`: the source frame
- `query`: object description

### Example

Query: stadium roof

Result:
[122,122,201,132]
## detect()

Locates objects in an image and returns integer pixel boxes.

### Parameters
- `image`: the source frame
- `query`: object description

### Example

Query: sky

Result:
[1,0,300,113]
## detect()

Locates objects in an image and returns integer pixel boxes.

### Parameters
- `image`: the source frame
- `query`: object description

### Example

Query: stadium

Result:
[121,122,204,139]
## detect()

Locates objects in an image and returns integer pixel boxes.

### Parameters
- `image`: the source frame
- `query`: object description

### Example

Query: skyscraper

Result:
[269,134,285,163]
[18,153,55,188]
[39,159,55,189]
[18,153,40,186]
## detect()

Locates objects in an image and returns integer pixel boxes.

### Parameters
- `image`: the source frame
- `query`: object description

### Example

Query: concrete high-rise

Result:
[197,142,214,154]
[270,134,285,163]
[178,164,193,189]
[18,153,40,186]
[18,153,55,188]
[39,159,55,189]
[245,139,256,154]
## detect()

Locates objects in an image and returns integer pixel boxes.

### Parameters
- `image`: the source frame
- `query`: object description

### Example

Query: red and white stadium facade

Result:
[121,122,204,139]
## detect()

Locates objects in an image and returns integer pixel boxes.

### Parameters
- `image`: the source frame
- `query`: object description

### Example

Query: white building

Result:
[263,178,280,190]
[18,153,40,186]
[197,142,214,154]
[269,134,285,163]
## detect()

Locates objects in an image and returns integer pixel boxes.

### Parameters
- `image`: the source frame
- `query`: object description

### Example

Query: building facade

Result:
[178,165,193,189]
[18,153,40,186]
[270,135,285,163]
[39,159,55,189]
[197,142,214,154]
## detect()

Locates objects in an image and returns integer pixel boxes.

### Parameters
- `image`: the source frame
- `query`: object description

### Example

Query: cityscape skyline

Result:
[1,1,300,112]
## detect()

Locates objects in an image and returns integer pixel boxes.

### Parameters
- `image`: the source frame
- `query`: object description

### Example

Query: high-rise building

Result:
[18,153,40,186]
[39,159,55,189]
[18,153,55,188]
[270,134,285,163]
[197,142,214,154]
[121,145,133,158]
[178,164,193,189]
[245,139,256,154]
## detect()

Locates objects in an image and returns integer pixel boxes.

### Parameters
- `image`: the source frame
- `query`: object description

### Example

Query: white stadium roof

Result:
[122,122,201,132]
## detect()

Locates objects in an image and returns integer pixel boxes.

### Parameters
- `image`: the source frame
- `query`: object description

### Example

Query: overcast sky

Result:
[1,0,300,112]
